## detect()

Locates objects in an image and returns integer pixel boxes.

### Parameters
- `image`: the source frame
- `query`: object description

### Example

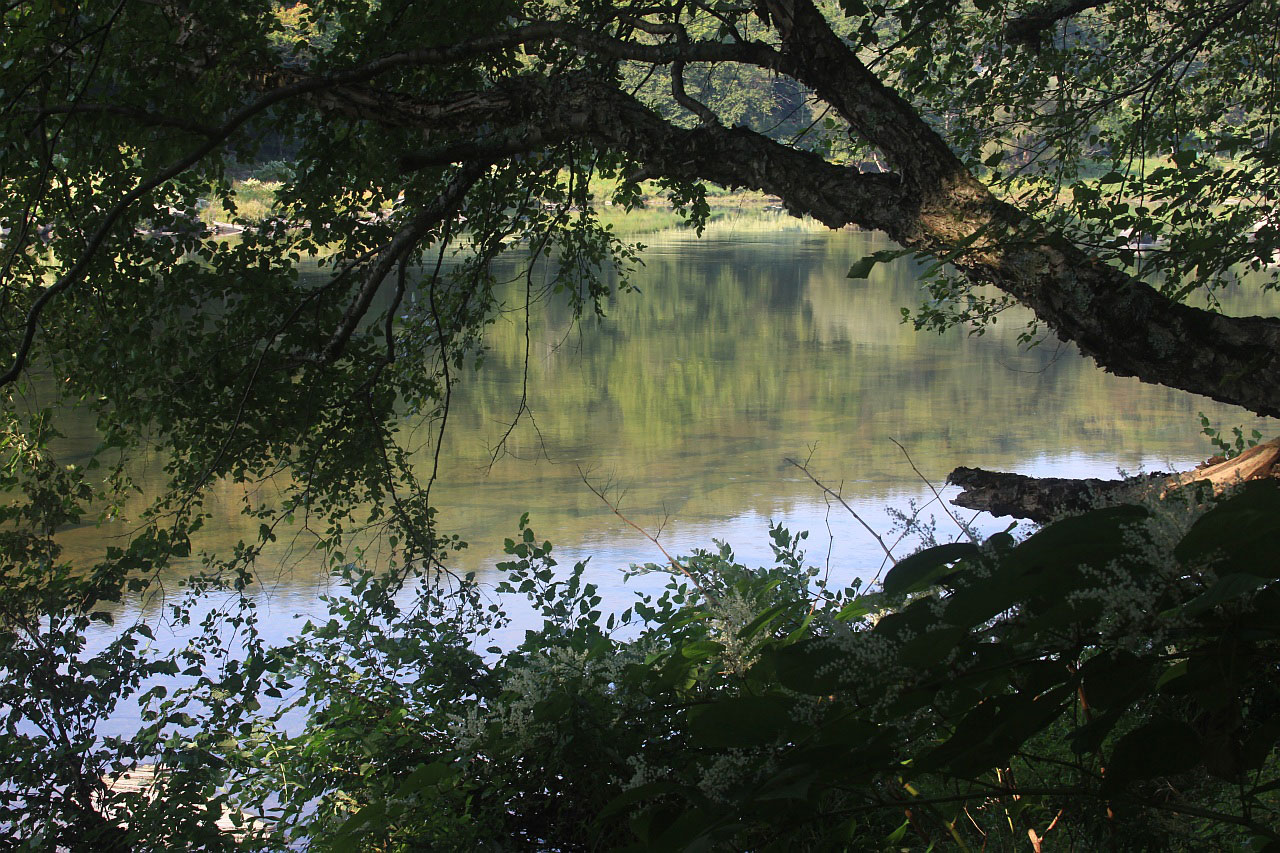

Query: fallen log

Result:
[947,468,1171,524]
[948,438,1280,523]
[1162,437,1280,492]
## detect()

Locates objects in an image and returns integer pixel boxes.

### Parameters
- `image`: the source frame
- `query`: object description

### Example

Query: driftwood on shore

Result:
[948,438,1280,523]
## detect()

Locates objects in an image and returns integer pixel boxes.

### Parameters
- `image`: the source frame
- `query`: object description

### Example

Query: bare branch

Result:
[579,467,715,600]
[888,437,978,543]
[785,457,897,567]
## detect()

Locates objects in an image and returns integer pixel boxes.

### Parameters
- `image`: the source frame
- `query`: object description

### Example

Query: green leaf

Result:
[835,598,870,621]
[1069,709,1123,755]
[895,625,967,668]
[921,686,1072,776]
[1009,504,1149,573]
[883,542,979,595]
[681,639,726,660]
[764,640,845,695]
[847,256,878,279]
[1080,651,1151,711]
[596,780,686,823]
[332,799,386,843]
[736,601,800,640]
[1105,717,1200,789]
[1178,573,1270,616]
[1154,659,1188,690]
[533,691,572,720]
[395,761,456,796]
[687,695,792,748]
[1176,481,1280,576]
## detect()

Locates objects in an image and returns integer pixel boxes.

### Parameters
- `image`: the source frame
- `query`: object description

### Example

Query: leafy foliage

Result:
[1201,412,1264,459]
[4,0,1280,847]
[101,490,1275,850]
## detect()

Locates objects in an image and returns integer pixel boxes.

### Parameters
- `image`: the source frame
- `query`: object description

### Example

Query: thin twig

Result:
[785,457,897,567]
[889,437,978,543]
[579,466,714,600]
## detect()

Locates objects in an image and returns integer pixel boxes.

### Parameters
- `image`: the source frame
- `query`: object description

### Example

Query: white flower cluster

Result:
[706,590,768,675]
[696,747,773,803]
[1084,484,1230,641]
[816,626,910,715]
[619,751,666,791]
[450,644,633,757]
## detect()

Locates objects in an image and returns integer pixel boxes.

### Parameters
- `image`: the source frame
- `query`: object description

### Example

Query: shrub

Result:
[233,486,1280,850]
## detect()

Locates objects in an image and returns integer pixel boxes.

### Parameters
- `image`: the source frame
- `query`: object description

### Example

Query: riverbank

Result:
[202,176,822,240]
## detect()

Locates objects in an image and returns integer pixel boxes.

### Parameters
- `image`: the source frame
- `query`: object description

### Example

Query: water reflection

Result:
[425,227,1272,581]
[55,227,1276,611]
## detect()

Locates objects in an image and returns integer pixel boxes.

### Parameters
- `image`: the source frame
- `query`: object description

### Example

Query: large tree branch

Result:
[1004,0,1108,46]
[760,0,965,194]
[754,0,1280,418]
[0,16,785,388]
[341,63,1280,417]
[949,439,1280,522]
[308,61,1280,417]
[28,2,1277,420]
[947,467,1169,523]
[343,74,912,230]
[262,20,784,91]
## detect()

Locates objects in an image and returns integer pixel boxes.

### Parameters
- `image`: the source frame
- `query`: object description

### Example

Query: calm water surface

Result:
[62,226,1273,648]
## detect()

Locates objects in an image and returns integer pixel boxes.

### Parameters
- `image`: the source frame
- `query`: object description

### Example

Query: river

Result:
[59,223,1272,700]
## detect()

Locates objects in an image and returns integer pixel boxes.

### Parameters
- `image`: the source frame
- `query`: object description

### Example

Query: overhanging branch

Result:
[319,162,485,364]
[313,58,1280,416]
[1004,0,1108,46]
[332,73,913,231]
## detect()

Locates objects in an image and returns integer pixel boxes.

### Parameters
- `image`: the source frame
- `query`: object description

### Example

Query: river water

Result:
[60,224,1273,691]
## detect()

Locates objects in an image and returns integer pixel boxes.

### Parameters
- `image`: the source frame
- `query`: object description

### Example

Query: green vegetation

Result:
[3,0,1280,849]
[244,489,1280,850]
